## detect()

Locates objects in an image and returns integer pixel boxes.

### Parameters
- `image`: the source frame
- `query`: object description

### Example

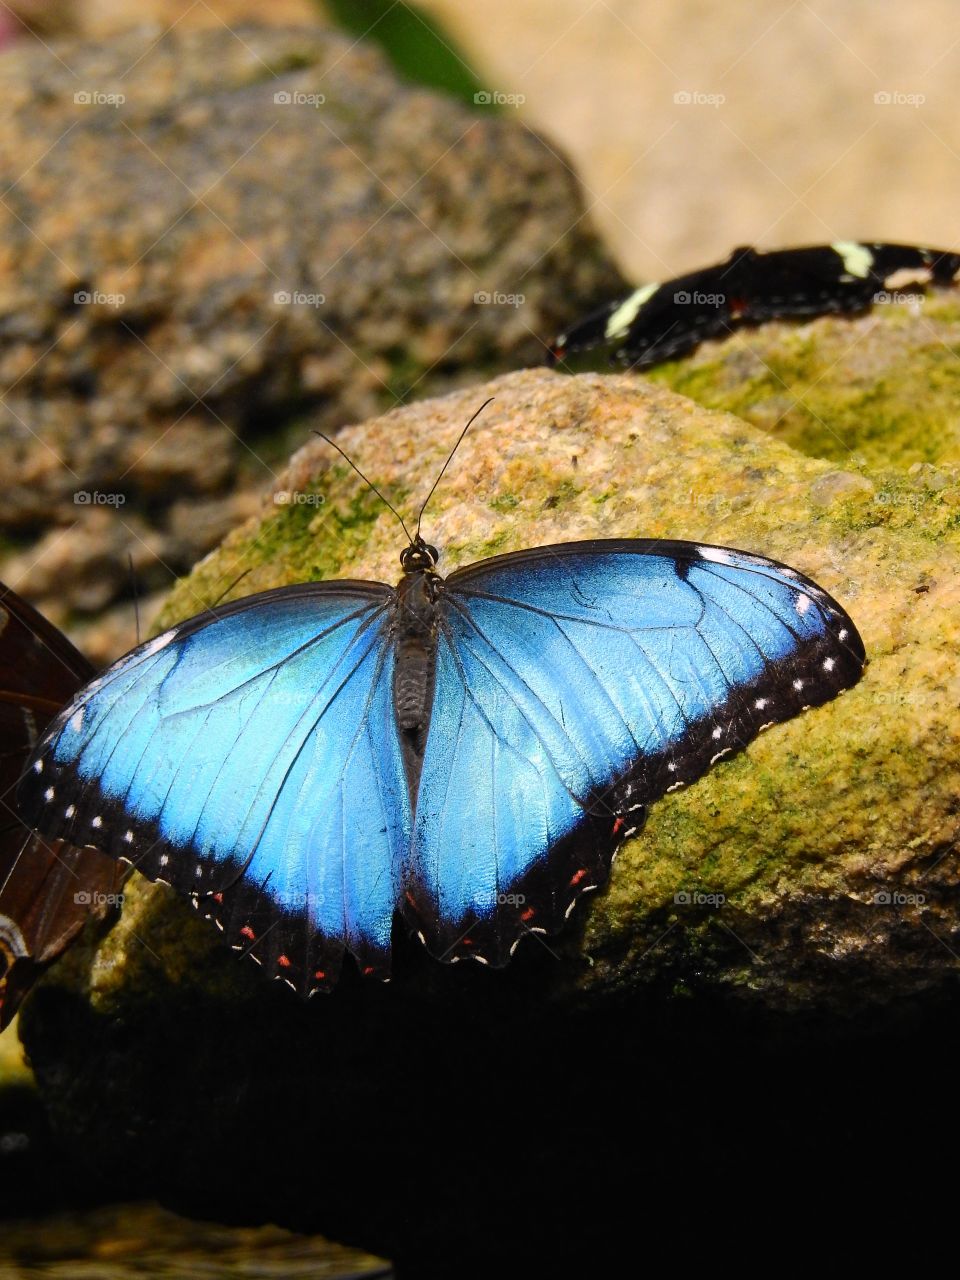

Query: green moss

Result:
[155,472,389,630]
[649,291,960,468]
[542,480,581,509]
[490,493,519,513]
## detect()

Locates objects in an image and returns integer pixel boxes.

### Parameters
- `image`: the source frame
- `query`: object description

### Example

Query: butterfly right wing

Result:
[18,583,412,994]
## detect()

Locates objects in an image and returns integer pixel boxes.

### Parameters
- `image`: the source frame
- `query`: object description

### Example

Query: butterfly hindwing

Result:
[401,541,864,964]
[17,583,412,994]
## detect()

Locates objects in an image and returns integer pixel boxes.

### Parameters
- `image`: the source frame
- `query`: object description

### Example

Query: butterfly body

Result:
[18,538,865,997]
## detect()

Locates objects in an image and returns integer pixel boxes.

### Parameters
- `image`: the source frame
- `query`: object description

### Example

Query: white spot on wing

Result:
[141,630,176,658]
[831,240,874,279]
[697,545,736,565]
[91,815,102,829]
[796,594,812,615]
[33,760,43,774]
[884,265,932,290]
[604,282,659,340]
[70,708,84,733]
[44,787,54,801]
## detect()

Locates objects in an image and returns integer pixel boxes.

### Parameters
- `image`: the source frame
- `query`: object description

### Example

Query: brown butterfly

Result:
[0,581,123,1029]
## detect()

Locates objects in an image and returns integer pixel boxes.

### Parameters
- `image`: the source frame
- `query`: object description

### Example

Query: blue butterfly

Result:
[16,525,865,996]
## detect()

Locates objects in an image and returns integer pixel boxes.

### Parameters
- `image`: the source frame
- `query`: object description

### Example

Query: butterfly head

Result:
[399,537,439,575]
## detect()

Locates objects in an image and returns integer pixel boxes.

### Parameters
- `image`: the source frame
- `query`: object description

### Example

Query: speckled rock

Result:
[0,22,623,652]
[16,367,959,1271]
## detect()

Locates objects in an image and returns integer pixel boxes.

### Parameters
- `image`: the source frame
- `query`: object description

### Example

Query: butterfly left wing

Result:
[18,583,412,994]
[400,540,865,965]
[0,582,122,1028]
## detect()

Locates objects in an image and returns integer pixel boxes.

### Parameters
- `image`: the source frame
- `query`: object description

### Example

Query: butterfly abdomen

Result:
[392,572,441,789]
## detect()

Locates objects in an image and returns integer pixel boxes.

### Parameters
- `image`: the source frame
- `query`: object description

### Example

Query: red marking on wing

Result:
[612,815,625,837]
[212,892,223,904]
[314,970,326,981]
[240,924,256,941]
[277,954,291,969]
[362,966,375,976]
[569,867,588,887]
[521,906,535,922]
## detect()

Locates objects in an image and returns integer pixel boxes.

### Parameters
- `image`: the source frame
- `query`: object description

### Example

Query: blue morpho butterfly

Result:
[0,581,123,1027]
[17,404,866,996]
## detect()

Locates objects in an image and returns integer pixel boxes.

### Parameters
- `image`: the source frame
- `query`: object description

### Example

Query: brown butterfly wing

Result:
[0,583,122,1029]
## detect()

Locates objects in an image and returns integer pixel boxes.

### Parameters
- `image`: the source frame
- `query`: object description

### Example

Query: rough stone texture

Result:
[7,0,318,40]
[16,366,959,1271]
[648,288,960,469]
[0,22,624,655]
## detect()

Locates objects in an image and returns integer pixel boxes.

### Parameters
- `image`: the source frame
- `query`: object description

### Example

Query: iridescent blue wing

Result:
[18,583,411,994]
[401,540,864,964]
[0,581,122,1028]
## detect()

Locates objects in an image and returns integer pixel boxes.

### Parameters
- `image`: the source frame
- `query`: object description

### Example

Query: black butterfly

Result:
[0,582,122,1028]
[549,241,960,368]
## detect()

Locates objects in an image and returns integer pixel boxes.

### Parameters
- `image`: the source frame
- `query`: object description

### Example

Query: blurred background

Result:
[7,0,959,277]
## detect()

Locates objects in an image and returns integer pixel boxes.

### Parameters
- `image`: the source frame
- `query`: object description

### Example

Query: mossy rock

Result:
[649,287,960,468]
[16,360,960,1271]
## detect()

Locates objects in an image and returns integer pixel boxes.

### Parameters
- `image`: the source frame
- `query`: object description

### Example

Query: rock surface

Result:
[0,22,623,657]
[17,365,959,1270]
[648,288,960,469]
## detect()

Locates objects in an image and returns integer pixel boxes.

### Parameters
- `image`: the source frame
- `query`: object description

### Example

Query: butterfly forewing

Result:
[17,582,410,996]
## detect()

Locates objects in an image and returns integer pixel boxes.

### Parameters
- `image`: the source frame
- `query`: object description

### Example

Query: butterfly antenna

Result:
[415,397,494,540]
[128,554,141,645]
[209,568,253,609]
[313,431,415,545]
